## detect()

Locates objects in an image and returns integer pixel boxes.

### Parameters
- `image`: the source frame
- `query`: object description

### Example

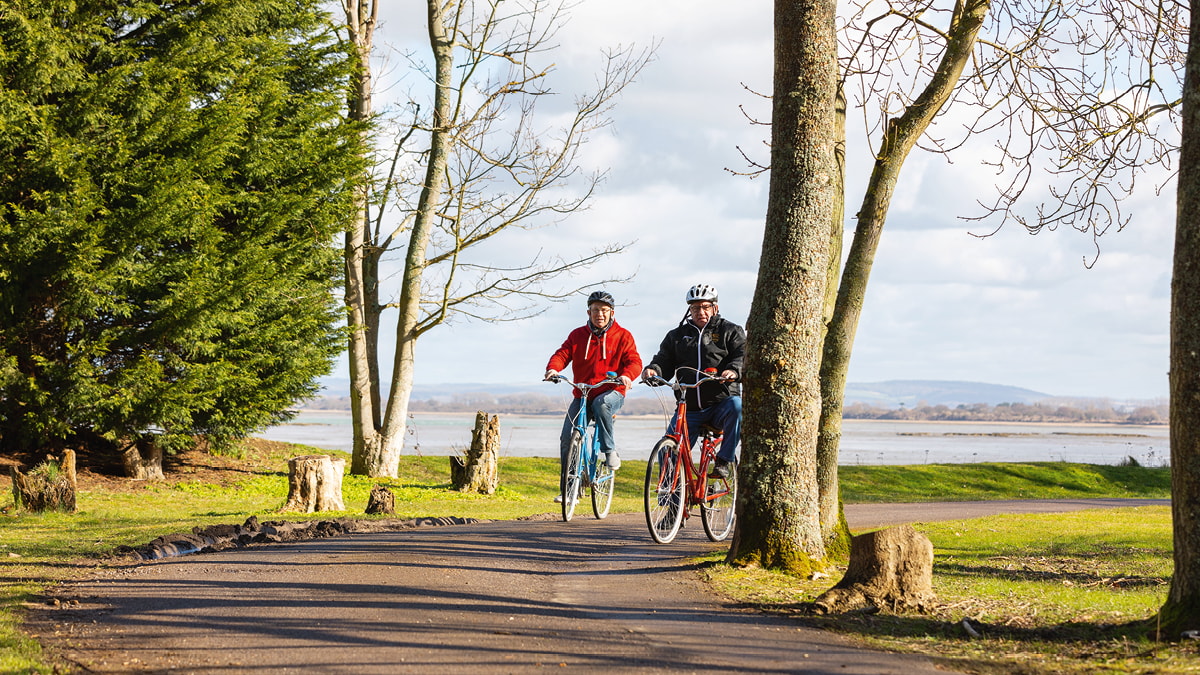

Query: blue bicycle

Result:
[547,371,623,521]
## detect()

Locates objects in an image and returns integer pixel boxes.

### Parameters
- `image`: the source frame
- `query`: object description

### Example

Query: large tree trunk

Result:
[349,0,452,478]
[726,0,839,574]
[120,438,164,480]
[1158,3,1200,639]
[343,0,384,476]
[814,0,991,538]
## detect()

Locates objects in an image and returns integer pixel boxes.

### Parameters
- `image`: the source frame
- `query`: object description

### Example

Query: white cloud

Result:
[329,0,1177,402]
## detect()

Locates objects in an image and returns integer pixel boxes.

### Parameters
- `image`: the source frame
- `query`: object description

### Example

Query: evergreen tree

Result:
[0,0,362,455]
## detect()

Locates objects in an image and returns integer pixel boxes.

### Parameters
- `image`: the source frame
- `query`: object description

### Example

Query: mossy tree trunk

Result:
[817,85,850,556]
[726,0,839,574]
[1159,8,1200,638]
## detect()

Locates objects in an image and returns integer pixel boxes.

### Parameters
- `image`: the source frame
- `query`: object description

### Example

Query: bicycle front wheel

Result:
[644,438,685,543]
[561,430,584,522]
[591,457,615,519]
[700,459,737,541]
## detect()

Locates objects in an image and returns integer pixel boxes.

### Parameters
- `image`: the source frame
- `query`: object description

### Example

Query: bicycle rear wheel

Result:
[591,456,615,519]
[644,438,685,543]
[561,430,584,522]
[700,458,737,541]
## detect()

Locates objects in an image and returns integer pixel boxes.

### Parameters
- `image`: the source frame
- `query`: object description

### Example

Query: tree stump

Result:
[450,411,499,494]
[365,485,395,515]
[281,455,345,513]
[10,450,77,513]
[121,438,164,480]
[813,524,936,614]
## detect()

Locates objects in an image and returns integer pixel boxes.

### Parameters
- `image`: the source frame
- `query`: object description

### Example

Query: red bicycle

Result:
[641,367,737,543]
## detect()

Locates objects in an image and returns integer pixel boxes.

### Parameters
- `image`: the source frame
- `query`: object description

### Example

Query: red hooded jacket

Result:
[546,321,642,399]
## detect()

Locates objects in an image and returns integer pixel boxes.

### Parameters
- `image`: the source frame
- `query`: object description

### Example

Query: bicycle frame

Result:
[566,393,604,479]
[661,384,722,517]
[548,372,622,521]
[642,367,738,543]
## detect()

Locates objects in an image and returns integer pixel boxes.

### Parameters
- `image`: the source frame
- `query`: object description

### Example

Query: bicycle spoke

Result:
[591,457,615,519]
[700,454,736,541]
[561,430,584,522]
[644,438,685,543]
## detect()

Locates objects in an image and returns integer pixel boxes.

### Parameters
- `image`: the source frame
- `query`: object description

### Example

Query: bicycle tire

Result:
[561,430,584,522]
[591,455,615,519]
[644,438,685,543]
[700,457,737,542]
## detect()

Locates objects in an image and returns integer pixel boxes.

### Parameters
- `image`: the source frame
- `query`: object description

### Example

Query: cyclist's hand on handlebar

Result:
[720,369,739,382]
[544,369,561,382]
[619,375,633,388]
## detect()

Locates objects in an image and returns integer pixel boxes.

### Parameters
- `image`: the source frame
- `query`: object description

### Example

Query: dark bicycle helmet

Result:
[587,290,615,308]
[686,284,718,304]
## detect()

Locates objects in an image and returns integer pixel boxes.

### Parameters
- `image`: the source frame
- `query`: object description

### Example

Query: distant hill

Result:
[843,380,1052,408]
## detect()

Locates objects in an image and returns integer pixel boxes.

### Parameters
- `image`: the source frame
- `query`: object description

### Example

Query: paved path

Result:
[31,499,1168,673]
[847,497,1170,528]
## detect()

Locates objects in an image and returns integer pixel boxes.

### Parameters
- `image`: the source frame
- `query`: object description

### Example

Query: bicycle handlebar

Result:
[546,371,625,393]
[640,366,737,391]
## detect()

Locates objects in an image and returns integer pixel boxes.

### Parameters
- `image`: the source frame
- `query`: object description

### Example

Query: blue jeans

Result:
[560,390,625,462]
[667,395,741,463]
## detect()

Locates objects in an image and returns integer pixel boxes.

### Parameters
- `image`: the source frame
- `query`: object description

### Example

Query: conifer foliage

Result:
[0,1,361,455]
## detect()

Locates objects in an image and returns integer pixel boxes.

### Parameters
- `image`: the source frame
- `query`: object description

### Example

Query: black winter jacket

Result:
[646,315,746,411]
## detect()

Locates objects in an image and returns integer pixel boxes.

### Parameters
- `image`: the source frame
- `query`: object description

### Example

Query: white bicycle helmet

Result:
[686,284,718,304]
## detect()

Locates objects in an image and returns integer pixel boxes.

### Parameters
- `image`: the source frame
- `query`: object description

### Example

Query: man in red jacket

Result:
[545,291,642,478]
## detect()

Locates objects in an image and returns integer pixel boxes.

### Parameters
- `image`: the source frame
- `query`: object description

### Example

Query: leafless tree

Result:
[341,0,652,477]
[1158,0,1200,638]
[806,0,1184,539]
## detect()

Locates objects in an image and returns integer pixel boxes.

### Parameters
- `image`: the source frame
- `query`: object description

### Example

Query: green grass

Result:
[704,506,1195,674]
[0,447,1180,673]
[840,462,1172,502]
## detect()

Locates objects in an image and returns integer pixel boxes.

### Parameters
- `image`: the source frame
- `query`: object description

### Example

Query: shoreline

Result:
[293,408,1166,429]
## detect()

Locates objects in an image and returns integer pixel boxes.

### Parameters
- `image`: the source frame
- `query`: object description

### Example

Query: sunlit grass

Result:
[840,462,1171,503]
[0,444,1182,673]
[704,507,1191,674]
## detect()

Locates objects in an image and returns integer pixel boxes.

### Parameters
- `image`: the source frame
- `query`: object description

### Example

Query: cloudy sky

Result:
[330,1,1175,402]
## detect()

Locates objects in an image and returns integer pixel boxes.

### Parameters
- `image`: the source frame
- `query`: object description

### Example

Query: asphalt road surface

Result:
[31,498,1168,674]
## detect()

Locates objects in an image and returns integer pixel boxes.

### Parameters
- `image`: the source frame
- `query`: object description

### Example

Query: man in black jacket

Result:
[641,284,746,479]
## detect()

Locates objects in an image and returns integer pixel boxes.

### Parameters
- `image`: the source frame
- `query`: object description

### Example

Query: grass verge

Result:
[0,446,1179,673]
[704,506,1198,674]
[839,462,1172,502]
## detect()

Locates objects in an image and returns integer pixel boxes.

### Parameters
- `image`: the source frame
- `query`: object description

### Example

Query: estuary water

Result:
[255,410,1170,467]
